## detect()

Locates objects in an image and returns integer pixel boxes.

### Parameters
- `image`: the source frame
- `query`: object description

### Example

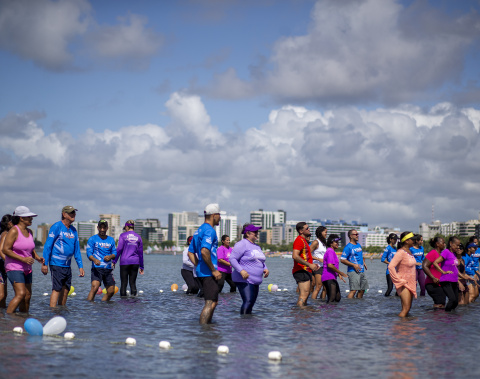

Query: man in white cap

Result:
[42,205,85,307]
[188,203,222,324]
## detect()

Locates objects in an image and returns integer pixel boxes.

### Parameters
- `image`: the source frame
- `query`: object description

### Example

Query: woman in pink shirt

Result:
[2,206,44,314]
[0,214,13,308]
[217,235,236,293]
[422,236,446,308]
[388,231,417,317]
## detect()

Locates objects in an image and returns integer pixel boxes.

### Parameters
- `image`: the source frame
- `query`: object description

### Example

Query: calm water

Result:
[1,255,480,378]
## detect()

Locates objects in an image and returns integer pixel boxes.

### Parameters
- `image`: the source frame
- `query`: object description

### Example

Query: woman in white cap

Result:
[2,206,44,313]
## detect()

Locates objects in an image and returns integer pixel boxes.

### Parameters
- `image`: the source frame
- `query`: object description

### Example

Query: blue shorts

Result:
[91,267,115,288]
[7,270,33,285]
[50,265,72,292]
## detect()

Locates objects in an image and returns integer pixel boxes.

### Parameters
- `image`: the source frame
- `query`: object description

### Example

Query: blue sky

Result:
[1,0,480,232]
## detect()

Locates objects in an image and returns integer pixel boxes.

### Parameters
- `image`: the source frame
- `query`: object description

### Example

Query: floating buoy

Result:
[71,292,76,296]
[126,290,130,295]
[268,351,282,361]
[68,286,75,296]
[159,290,164,293]
[13,327,23,334]
[139,290,144,294]
[378,290,382,293]
[159,341,171,349]
[97,288,103,295]
[182,284,188,291]
[43,292,49,296]
[271,284,278,292]
[43,316,67,335]
[217,345,229,354]
[114,286,119,294]
[346,290,350,292]
[268,284,273,292]
[283,288,288,291]
[24,318,43,336]
[171,284,178,291]
[64,332,75,339]
[102,288,107,294]
[125,337,136,345]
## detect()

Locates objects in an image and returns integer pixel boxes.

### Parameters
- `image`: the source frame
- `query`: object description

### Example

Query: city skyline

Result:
[1,1,480,232]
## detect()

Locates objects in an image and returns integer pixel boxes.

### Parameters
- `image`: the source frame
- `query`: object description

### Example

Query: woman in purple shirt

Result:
[217,235,236,293]
[433,236,461,312]
[322,234,348,303]
[230,224,269,314]
[113,220,144,296]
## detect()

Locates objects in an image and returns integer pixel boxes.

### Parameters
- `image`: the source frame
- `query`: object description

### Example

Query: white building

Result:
[72,221,97,241]
[215,212,238,242]
[420,216,480,240]
[98,214,121,241]
[250,209,286,229]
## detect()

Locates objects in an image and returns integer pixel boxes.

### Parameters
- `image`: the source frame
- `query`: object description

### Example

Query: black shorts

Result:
[313,266,323,276]
[425,283,446,305]
[91,267,115,288]
[198,276,219,301]
[293,270,312,283]
[50,265,72,292]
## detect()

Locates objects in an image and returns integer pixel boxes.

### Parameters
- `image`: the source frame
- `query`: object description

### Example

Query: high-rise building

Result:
[215,212,238,242]
[36,223,51,244]
[99,214,121,240]
[135,219,162,243]
[72,221,97,241]
[168,212,202,244]
[250,209,286,229]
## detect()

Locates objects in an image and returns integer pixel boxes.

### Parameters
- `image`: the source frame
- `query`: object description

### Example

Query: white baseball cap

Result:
[204,203,220,215]
[13,206,38,217]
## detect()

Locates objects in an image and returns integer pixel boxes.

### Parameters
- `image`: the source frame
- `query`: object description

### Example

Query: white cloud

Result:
[1,94,479,229]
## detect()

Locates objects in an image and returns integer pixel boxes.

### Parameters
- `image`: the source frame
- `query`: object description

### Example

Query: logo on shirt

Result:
[206,237,212,244]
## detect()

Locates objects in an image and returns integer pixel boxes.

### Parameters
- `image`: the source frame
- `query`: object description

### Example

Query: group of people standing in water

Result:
[0,205,144,314]
[2,203,480,323]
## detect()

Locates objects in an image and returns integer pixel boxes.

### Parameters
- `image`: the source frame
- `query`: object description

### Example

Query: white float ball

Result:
[217,345,229,354]
[378,290,382,293]
[268,351,282,361]
[126,290,130,294]
[283,288,288,291]
[182,284,188,291]
[139,290,144,294]
[13,327,23,334]
[159,290,164,293]
[271,284,278,292]
[71,292,76,296]
[125,337,136,345]
[345,290,350,292]
[159,341,171,349]
[64,332,75,339]
[43,293,49,296]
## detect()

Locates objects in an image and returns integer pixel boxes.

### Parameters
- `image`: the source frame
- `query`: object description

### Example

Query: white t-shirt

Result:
[312,239,327,264]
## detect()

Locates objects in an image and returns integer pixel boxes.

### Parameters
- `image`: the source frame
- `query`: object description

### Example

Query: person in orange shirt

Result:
[388,231,417,317]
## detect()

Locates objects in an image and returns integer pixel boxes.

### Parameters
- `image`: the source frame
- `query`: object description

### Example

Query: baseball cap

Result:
[62,205,77,214]
[243,224,262,233]
[204,203,220,215]
[187,236,193,244]
[467,243,478,249]
[125,220,135,227]
[98,219,108,227]
[13,206,37,217]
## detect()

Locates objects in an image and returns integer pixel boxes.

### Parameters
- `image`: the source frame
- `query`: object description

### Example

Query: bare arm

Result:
[433,256,451,275]
[423,259,439,284]
[201,247,221,280]
[293,249,317,271]
[341,259,360,273]
[188,252,198,266]
[3,228,34,265]
[218,259,231,267]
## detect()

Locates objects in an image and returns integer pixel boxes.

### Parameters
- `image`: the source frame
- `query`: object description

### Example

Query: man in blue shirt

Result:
[341,229,368,299]
[42,206,85,307]
[188,203,221,324]
[86,220,117,301]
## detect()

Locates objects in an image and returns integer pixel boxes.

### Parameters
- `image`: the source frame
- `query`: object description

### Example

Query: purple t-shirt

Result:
[230,239,267,285]
[439,249,459,283]
[217,245,233,274]
[322,248,339,282]
[112,231,144,269]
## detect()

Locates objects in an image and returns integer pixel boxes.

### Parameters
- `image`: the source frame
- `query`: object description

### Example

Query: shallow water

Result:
[1,255,480,378]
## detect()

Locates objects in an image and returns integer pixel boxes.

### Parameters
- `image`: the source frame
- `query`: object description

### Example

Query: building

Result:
[135,219,163,243]
[72,221,97,241]
[168,211,202,243]
[420,216,480,240]
[36,223,51,244]
[215,212,238,242]
[250,209,286,229]
[259,229,272,244]
[99,214,121,240]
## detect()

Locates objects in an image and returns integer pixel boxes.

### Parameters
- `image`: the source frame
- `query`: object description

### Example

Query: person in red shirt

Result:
[292,222,318,307]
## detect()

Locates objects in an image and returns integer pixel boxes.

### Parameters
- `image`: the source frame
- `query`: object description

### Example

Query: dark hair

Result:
[221,235,230,245]
[413,234,423,244]
[326,234,340,248]
[386,233,398,244]
[468,236,478,244]
[242,223,255,238]
[348,229,357,238]
[0,214,13,234]
[11,216,21,225]
[397,231,413,249]
[429,236,444,249]
[315,226,327,247]
[447,236,460,251]
[296,222,307,234]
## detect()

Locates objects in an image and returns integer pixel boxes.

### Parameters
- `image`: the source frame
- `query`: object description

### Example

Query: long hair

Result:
[315,226,327,247]
[0,214,13,234]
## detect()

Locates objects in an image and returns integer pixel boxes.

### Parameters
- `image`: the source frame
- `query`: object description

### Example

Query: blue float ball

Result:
[24,318,44,336]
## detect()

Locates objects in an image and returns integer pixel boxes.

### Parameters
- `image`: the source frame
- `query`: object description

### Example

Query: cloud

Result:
[0,0,163,71]
[206,0,480,105]
[1,93,479,229]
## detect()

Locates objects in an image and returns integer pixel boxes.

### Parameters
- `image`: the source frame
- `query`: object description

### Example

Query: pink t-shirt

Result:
[217,245,233,273]
[322,247,339,282]
[424,249,442,285]
[5,226,35,274]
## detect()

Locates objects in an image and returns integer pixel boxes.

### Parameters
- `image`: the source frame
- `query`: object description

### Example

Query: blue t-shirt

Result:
[464,254,476,277]
[471,248,480,272]
[188,223,218,278]
[381,245,397,275]
[410,246,424,270]
[86,234,117,269]
[42,221,83,269]
[341,243,364,273]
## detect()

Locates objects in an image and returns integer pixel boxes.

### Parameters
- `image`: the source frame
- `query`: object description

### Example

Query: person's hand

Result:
[263,269,269,278]
[445,271,453,275]
[139,269,144,275]
[94,258,101,266]
[240,270,249,279]
[353,264,361,273]
[104,255,112,262]
[79,268,85,277]
[36,257,45,264]
[340,276,346,283]
[41,265,48,275]
[23,256,35,265]
[212,270,222,280]
[340,272,348,278]
[433,277,440,285]
[308,263,319,271]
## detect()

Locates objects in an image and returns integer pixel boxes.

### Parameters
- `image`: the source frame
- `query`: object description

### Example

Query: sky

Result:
[1,0,480,232]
